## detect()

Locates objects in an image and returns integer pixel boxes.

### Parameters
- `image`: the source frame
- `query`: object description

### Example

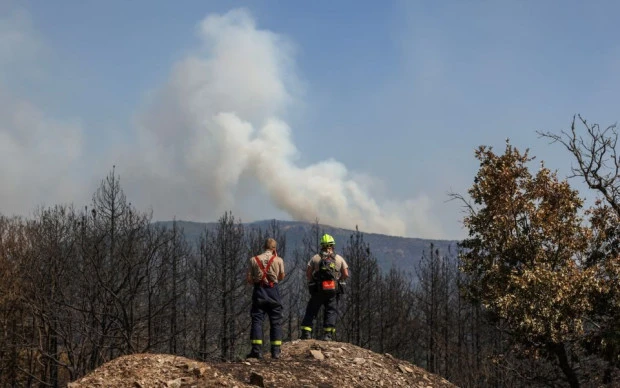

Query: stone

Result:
[310,349,325,360]
[249,371,265,387]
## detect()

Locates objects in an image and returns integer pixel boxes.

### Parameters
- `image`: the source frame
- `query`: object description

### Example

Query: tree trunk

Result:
[550,342,580,388]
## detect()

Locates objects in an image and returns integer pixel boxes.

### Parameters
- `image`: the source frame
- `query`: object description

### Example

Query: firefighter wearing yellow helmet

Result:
[300,233,349,341]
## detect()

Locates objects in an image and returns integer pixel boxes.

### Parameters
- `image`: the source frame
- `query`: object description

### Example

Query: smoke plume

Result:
[118,8,443,237]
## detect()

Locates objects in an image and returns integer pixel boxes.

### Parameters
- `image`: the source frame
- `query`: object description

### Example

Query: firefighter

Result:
[300,233,349,341]
[246,238,285,359]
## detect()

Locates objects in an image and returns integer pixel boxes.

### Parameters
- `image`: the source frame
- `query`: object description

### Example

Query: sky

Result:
[0,0,619,240]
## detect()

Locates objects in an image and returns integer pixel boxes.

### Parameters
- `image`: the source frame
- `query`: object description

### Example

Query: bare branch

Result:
[538,115,620,216]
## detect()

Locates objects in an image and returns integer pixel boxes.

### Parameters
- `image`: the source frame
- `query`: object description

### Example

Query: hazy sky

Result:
[1,0,619,240]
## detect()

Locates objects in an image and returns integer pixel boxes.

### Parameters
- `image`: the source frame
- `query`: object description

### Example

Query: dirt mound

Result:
[69,340,457,387]
[67,353,244,388]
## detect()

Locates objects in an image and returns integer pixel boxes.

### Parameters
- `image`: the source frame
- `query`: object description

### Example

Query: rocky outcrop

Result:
[69,340,457,387]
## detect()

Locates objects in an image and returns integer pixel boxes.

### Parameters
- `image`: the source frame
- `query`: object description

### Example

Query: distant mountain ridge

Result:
[156,219,460,273]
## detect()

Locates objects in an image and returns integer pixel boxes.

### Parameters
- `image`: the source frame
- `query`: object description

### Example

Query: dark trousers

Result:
[250,284,283,346]
[301,291,338,331]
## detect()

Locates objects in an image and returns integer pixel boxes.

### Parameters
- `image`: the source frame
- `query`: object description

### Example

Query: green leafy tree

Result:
[539,115,620,383]
[453,141,600,387]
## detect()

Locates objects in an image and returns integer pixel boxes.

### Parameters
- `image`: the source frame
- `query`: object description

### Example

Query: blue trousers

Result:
[250,284,283,347]
[301,291,338,331]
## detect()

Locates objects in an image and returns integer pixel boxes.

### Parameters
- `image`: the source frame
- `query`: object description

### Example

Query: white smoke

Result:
[123,8,444,238]
[0,9,84,217]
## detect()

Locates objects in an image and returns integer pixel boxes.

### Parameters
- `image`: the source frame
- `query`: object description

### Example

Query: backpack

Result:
[316,252,338,295]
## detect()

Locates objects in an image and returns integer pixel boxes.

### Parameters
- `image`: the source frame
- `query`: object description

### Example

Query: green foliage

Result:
[461,142,598,343]
[455,138,620,386]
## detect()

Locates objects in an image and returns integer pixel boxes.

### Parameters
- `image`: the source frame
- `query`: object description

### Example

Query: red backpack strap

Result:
[254,254,277,287]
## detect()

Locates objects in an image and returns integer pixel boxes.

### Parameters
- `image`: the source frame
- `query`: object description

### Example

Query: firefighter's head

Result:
[264,238,277,251]
[320,234,335,251]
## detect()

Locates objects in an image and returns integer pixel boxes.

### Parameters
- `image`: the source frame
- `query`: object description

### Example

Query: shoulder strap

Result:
[254,254,277,286]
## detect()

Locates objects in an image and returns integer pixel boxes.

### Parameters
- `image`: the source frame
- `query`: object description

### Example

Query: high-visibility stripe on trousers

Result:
[301,291,339,332]
[250,283,283,346]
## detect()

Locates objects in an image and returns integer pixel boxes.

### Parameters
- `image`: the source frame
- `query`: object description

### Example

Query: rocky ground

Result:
[68,340,458,388]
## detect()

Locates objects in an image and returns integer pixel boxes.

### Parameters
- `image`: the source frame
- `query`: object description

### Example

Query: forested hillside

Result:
[156,219,458,273]
[0,163,618,387]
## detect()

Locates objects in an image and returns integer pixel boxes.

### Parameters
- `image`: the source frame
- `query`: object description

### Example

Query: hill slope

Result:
[158,219,459,272]
[68,340,457,387]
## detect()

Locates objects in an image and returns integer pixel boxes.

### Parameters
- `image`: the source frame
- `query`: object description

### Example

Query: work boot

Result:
[246,344,262,359]
[271,346,281,359]
[300,330,312,340]
[323,332,333,342]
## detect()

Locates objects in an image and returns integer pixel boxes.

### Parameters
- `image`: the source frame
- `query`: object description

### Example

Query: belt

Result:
[254,282,277,288]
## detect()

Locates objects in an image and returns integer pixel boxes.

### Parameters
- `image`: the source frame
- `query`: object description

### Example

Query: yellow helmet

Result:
[320,234,335,246]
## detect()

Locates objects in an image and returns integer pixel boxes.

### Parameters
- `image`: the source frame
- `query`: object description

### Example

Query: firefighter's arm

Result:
[278,261,285,281]
[246,267,254,284]
[306,265,314,281]
[340,267,349,280]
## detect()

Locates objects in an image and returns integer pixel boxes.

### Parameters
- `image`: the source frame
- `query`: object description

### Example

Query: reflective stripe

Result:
[270,340,282,346]
[301,326,312,332]
[251,339,263,345]
[324,327,336,333]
